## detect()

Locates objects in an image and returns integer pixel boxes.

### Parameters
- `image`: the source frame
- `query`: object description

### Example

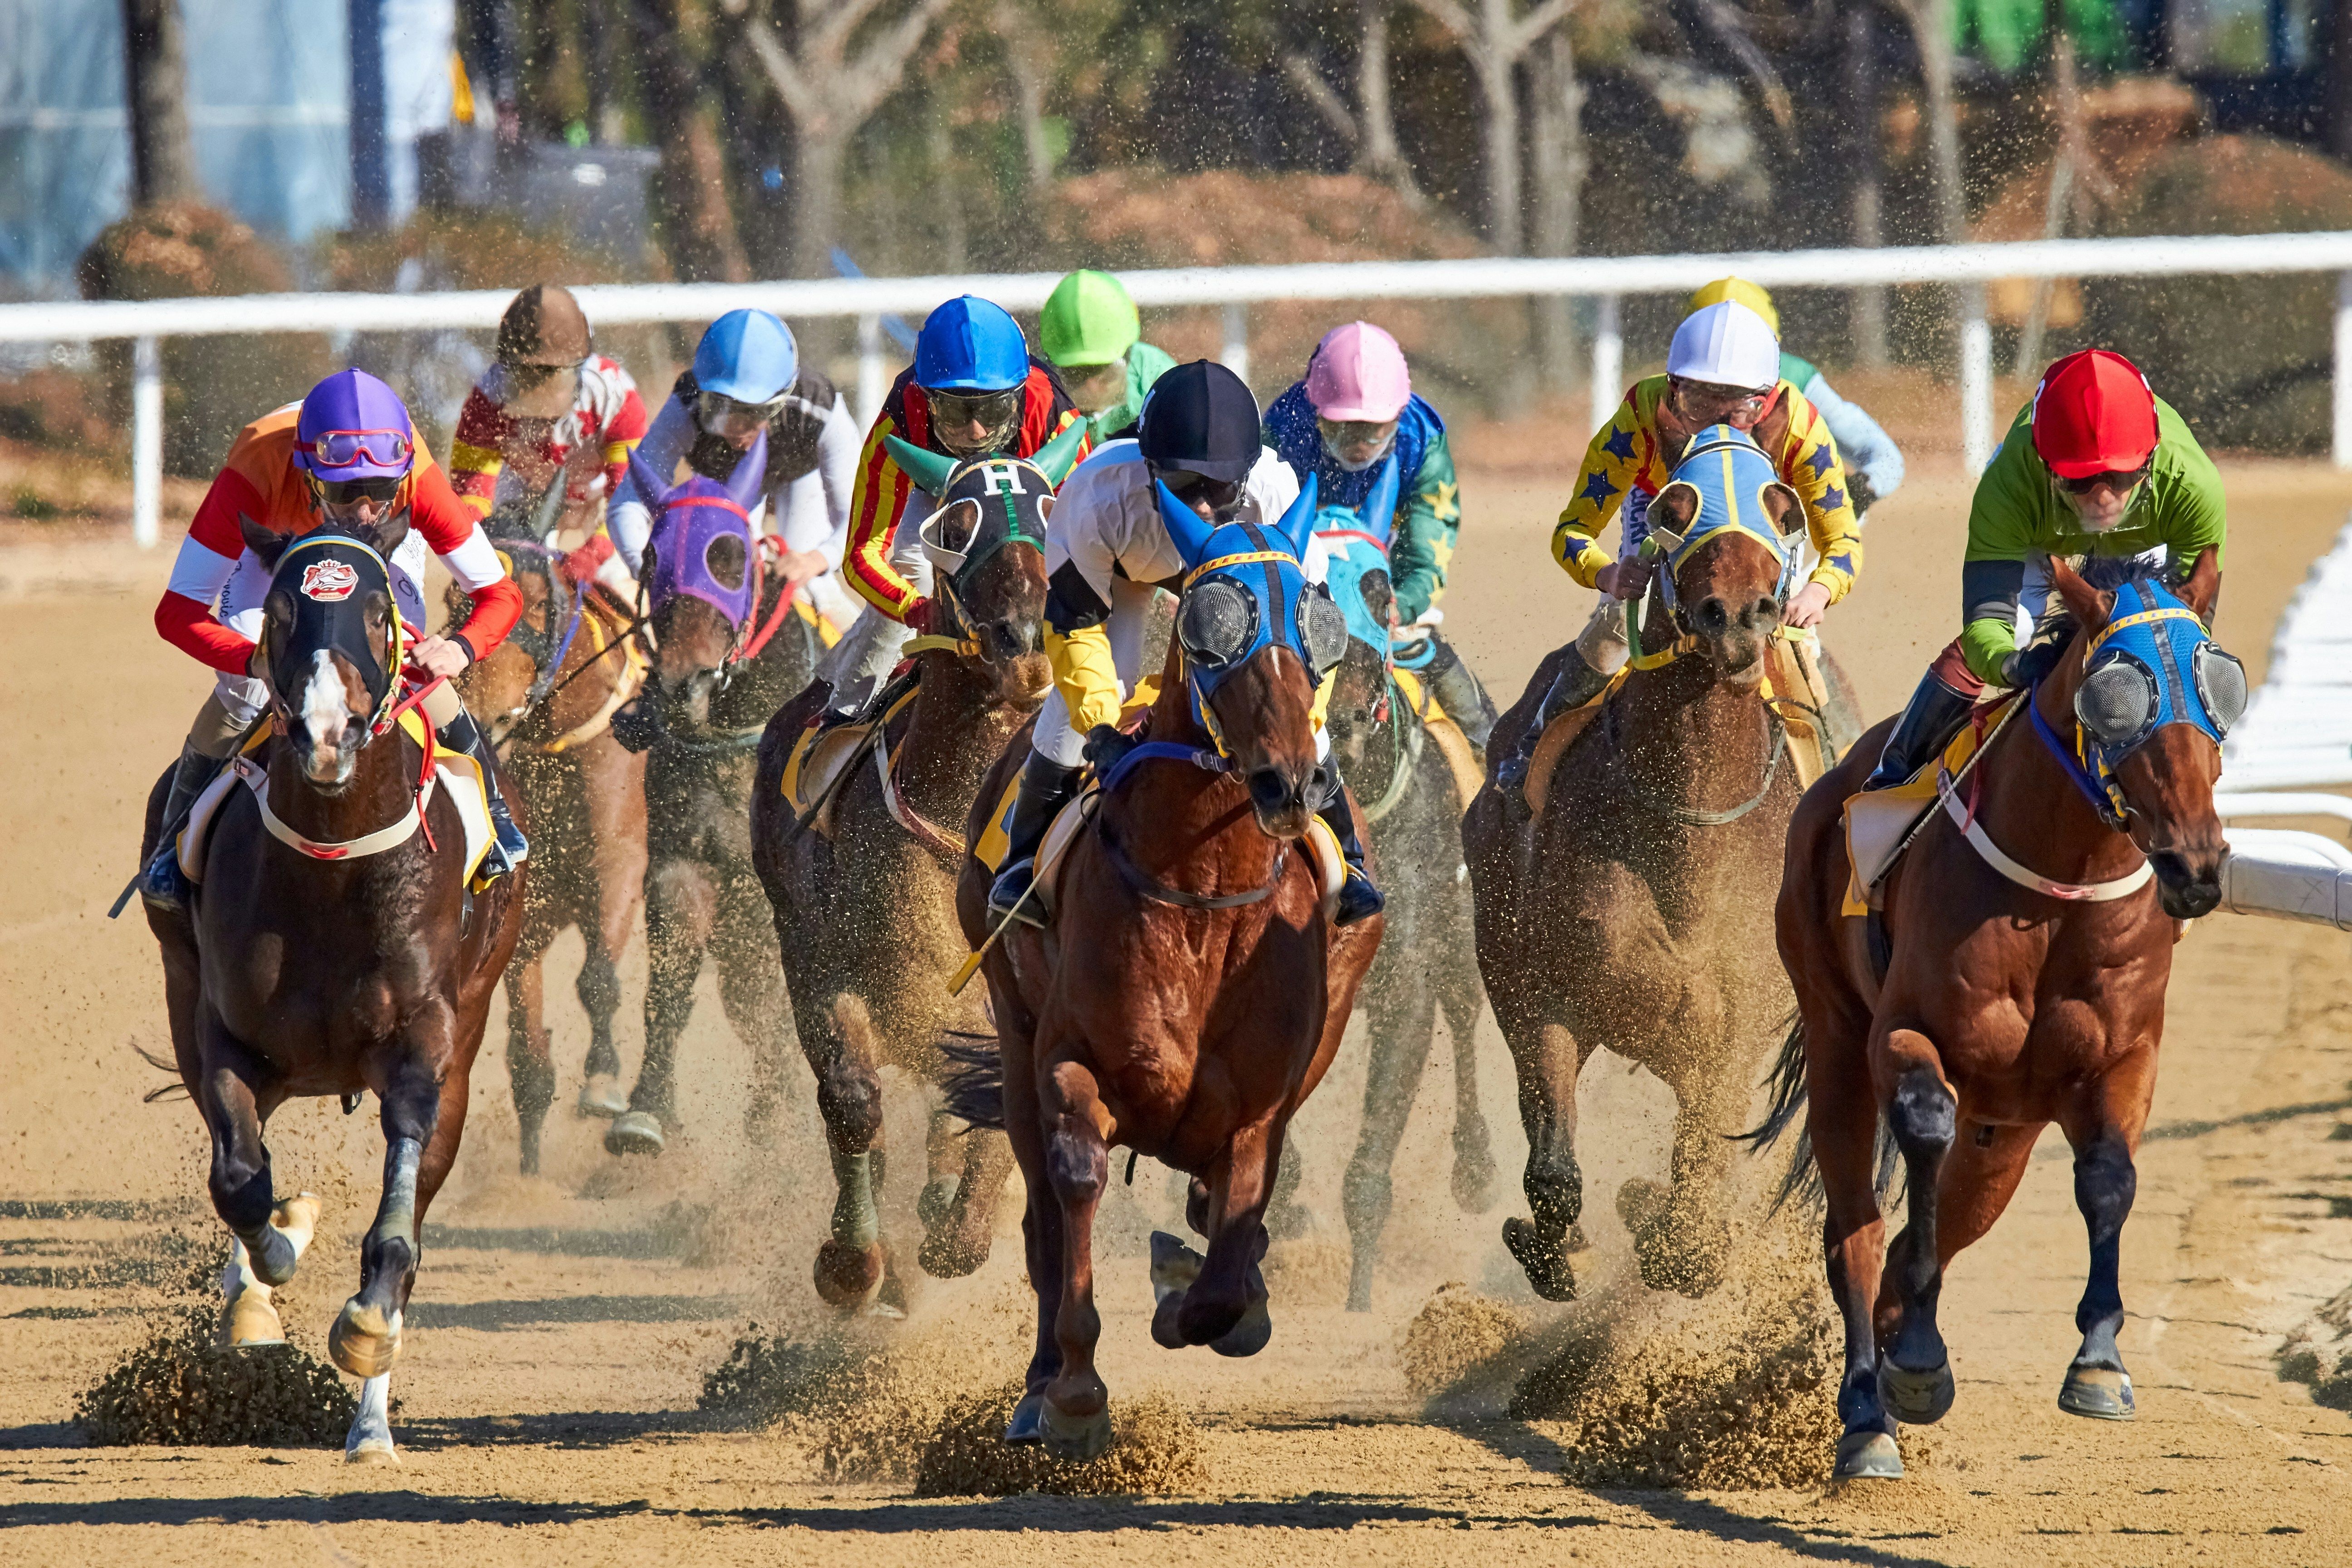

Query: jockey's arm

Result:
[1779,392,1863,617]
[411,463,523,666]
[444,383,506,518]
[1798,369,1905,504]
[156,465,276,674]
[1552,389,1647,589]
[1040,538,1126,739]
[844,407,927,625]
[1389,430,1460,623]
[606,392,695,575]
[596,372,652,508]
[773,387,863,585]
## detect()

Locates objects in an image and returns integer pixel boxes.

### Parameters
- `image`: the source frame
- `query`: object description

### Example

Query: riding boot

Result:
[987,752,1084,928]
[1317,771,1384,928]
[137,741,230,911]
[1421,633,1498,756]
[439,706,529,879]
[1862,671,1977,793]
[1494,646,1609,795]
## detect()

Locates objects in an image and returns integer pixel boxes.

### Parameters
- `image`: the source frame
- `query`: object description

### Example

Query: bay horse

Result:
[1755,551,2235,1480]
[140,517,523,1463]
[1464,424,1813,1303]
[1314,502,1496,1313]
[750,428,1083,1312]
[454,535,647,1174]
[605,431,821,1156]
[951,475,1382,1461]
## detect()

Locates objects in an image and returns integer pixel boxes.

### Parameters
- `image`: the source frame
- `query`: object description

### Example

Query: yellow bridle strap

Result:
[2087,604,2201,658]
[903,633,982,656]
[1183,549,1298,588]
[1624,617,1812,673]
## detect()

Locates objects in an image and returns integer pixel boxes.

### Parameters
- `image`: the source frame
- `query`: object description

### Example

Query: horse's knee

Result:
[816,1055,883,1150]
[210,1152,274,1236]
[2073,1137,2136,1239]
[575,948,620,1017]
[1047,1123,1107,1210]
[1886,1068,1955,1163]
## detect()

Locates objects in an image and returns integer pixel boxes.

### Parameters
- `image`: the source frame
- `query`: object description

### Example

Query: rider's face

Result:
[2060,471,2145,531]
[1062,359,1127,416]
[1316,416,1398,470]
[1668,377,1772,432]
[504,361,579,420]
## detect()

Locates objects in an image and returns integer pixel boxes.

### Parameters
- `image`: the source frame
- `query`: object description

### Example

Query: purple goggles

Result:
[300,428,413,471]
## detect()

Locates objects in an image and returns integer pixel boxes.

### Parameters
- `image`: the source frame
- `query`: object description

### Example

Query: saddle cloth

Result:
[179,712,493,889]
[1389,666,1486,811]
[779,684,920,839]
[1838,696,2009,917]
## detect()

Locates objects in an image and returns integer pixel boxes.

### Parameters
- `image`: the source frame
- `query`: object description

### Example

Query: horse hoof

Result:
[1041,1397,1112,1463]
[2058,1364,2136,1421]
[1878,1357,1955,1426]
[604,1112,666,1156]
[576,1075,629,1119]
[1833,1430,1904,1480]
[813,1240,887,1308]
[1501,1217,1578,1303]
[1210,1295,1273,1358]
[328,1300,404,1380]
[1450,1150,1499,1215]
[272,1194,322,1252]
[220,1290,285,1349]
[917,1227,988,1280]
[345,1440,400,1467]
[1003,1392,1046,1446]
[916,1177,960,1229]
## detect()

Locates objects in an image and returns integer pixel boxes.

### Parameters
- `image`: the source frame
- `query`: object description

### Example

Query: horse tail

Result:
[936,1032,1006,1132]
[1734,1008,1902,1214]
[133,1044,189,1103]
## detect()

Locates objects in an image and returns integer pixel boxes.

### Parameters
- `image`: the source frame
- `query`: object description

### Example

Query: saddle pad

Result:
[780,685,920,836]
[975,778,1345,912]
[1838,697,2007,916]
[1524,666,1630,818]
[1392,667,1487,810]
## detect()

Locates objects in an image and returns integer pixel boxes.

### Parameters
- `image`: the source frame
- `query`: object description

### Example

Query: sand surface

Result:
[9,450,2352,1563]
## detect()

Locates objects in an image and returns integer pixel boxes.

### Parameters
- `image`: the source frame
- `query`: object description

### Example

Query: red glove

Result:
[561,533,614,586]
[902,597,936,636]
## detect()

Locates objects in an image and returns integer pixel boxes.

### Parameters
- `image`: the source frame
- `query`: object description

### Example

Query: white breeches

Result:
[815,527,934,715]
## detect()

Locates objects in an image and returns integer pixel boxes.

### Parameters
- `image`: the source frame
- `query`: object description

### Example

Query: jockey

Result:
[1039,269,1177,443]
[986,360,1384,930]
[607,309,863,635]
[1686,277,1905,518]
[1862,347,2226,790]
[1494,299,1863,793]
[820,295,1088,717]
[445,283,649,594]
[1263,320,1498,754]
[139,369,528,909]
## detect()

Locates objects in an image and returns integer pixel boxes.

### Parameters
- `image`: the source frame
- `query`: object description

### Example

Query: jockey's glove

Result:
[1083,723,1140,774]
[902,597,937,636]
[1847,473,1879,518]
[2001,638,2068,691]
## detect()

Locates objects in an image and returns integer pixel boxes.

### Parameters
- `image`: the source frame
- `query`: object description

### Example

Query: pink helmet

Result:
[1304,321,1411,422]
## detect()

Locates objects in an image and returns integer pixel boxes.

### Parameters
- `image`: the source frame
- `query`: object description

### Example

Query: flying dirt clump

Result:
[75,1300,355,1447]
[914,1384,1208,1496]
[1397,1281,1529,1395]
[700,1326,975,1482]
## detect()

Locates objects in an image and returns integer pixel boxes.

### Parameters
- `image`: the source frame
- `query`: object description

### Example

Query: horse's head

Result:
[239,515,407,789]
[1646,424,1808,685]
[453,543,557,742]
[1310,463,1406,774]
[884,420,1085,703]
[630,430,766,726]
[1160,474,1350,839]
[2048,548,2238,919]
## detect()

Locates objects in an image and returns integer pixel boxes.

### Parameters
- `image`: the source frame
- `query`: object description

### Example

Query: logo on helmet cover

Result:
[300,559,360,602]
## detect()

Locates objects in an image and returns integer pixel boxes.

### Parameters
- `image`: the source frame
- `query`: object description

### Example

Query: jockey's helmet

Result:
[1140,360,1261,485]
[294,370,415,480]
[1040,270,1139,369]
[2032,348,2159,480]
[1305,321,1411,423]
[1667,301,1779,394]
[916,296,1029,392]
[691,309,797,406]
[1687,277,1780,338]
[496,284,592,367]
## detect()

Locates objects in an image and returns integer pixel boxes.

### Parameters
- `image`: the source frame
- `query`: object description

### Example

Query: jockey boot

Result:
[439,707,529,879]
[1423,634,1498,756]
[137,740,230,911]
[1862,671,1976,793]
[988,752,1084,929]
[1317,773,1384,928]
[1495,646,1609,796]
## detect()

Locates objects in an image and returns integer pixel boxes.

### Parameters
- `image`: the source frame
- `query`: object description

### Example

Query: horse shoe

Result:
[1876,1356,1956,1425]
[2058,1363,2135,1421]
[1833,1429,1904,1480]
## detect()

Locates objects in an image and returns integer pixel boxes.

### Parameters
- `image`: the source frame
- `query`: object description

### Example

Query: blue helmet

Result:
[915,296,1029,392]
[692,309,797,403]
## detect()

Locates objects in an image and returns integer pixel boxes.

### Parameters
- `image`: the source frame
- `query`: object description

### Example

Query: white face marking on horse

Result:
[300,649,353,779]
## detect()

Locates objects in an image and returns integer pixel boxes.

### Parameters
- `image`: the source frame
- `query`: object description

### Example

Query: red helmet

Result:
[2031,348,2158,479]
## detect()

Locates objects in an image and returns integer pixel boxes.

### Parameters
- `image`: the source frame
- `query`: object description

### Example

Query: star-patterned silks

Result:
[1819,485,1847,515]
[1580,471,1619,506]
[1422,479,1460,523]
[1602,426,1637,462]
[1805,443,1837,480]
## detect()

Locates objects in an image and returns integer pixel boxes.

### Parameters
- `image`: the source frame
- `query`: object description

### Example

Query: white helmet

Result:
[1666,300,1779,391]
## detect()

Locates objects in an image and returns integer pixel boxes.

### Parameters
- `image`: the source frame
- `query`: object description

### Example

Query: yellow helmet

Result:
[1686,277,1780,338]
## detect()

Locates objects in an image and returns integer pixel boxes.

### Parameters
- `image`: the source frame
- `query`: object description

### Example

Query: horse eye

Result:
[2195,645,2247,734]
[703,534,746,591]
[1300,586,1350,677]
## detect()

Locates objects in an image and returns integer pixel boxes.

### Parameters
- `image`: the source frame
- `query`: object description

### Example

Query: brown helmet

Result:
[496,284,591,367]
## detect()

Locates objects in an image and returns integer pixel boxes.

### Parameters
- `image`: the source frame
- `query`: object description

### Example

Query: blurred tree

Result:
[120,0,200,206]
[1279,1,1430,209]
[632,0,751,281]
[1405,0,1583,255]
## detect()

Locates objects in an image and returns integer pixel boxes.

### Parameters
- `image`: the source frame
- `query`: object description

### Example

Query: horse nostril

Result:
[1247,768,1292,815]
[1753,596,1779,625]
[1309,765,1333,807]
[1694,597,1729,634]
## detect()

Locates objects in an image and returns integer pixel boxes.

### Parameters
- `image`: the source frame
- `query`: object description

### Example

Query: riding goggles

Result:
[2057,463,2150,495]
[696,389,784,439]
[927,387,1023,453]
[1155,466,1244,516]
[314,474,406,506]
[1668,378,1772,425]
[299,428,413,470]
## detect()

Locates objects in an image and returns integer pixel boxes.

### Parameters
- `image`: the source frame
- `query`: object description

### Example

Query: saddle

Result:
[778,678,921,841]
[1387,666,1487,811]
[1838,695,2011,917]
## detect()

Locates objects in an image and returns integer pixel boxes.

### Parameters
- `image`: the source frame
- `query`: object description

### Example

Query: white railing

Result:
[10,230,2352,548]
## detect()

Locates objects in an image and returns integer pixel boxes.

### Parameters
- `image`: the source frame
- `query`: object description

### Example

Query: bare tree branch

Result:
[1503,0,1578,59]
[742,13,819,123]
[1281,51,1360,144]
[1688,0,1794,134]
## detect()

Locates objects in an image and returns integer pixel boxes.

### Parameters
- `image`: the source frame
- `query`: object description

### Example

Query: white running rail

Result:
[2224,512,2352,791]
[10,230,2352,547]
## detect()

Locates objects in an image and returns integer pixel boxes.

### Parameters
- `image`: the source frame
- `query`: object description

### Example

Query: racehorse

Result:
[1314,496,1496,1313]
[751,429,1082,1313]
[1464,424,1813,1303]
[606,433,822,1156]
[454,535,647,1174]
[140,516,523,1464]
[1754,551,2234,1480]
[950,476,1382,1461]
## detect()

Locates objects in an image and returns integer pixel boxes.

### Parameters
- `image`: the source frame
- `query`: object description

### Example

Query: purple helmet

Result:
[294,369,416,479]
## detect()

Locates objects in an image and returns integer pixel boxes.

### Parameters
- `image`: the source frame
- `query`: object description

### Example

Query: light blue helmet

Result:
[692,309,797,404]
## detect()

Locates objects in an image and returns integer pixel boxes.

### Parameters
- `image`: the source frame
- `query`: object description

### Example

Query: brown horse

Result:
[141,516,522,1463]
[1465,455,1810,1303]
[751,439,1075,1313]
[454,539,647,1174]
[950,481,1381,1461]
[1755,551,2231,1480]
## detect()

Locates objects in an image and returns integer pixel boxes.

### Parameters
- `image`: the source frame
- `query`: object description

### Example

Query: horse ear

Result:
[238,512,290,568]
[725,427,769,515]
[1361,454,1400,545]
[1273,471,1319,559]
[884,434,958,497]
[2048,554,2111,635]
[2179,545,2222,625]
[626,444,671,514]
[1154,479,1219,569]
[1034,418,1088,486]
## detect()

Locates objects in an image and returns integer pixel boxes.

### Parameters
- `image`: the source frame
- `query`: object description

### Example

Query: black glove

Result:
[2001,639,2067,691]
[1083,723,1139,774]
[1846,473,1880,518]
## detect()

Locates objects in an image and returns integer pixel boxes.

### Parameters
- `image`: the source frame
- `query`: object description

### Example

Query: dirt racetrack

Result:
[11,448,2352,1564]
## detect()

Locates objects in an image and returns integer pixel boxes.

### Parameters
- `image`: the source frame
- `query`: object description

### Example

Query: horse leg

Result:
[505,935,555,1176]
[1625,1059,1743,1298]
[2057,1057,2155,1421]
[574,927,627,1114]
[578,741,647,1117]
[920,1106,961,1228]
[799,991,889,1309]
[218,1196,321,1348]
[192,1011,309,1289]
[1038,1059,1115,1462]
[1872,1029,1960,1429]
[923,1122,1015,1280]
[713,871,794,1149]
[1808,1014,1900,1480]
[330,1027,450,1385]
[1440,972,1498,1214]
[614,858,717,1155]
[1498,1012,1587,1302]
[1343,971,1439,1312]
[1164,1117,1279,1357]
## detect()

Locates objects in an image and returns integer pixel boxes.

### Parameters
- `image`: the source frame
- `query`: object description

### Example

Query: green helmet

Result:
[1039,269,1140,368]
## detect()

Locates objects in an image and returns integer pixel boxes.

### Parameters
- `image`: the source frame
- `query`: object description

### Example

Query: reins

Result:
[1093,740,1294,911]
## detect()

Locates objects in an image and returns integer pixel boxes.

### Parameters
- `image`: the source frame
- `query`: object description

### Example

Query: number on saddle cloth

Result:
[1647,423,1808,603]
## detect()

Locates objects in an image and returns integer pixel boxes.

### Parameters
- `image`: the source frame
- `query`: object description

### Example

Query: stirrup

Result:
[137,840,193,911]
[989,858,1046,929]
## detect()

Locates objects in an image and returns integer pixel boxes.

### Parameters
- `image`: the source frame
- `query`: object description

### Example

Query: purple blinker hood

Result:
[629,430,767,627]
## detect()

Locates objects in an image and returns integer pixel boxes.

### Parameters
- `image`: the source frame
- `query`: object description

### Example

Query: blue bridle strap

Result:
[1098,739,1230,796]
[2028,681,2126,828]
